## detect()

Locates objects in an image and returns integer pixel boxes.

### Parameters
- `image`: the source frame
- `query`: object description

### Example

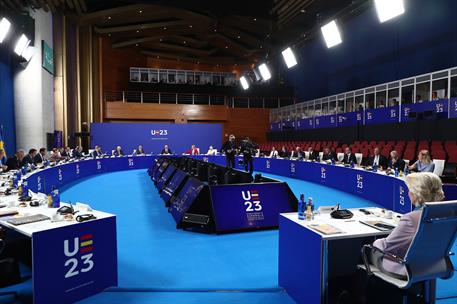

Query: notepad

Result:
[308,223,343,235]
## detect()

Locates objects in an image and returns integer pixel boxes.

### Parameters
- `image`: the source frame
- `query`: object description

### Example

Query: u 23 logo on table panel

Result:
[290,162,295,174]
[76,164,80,175]
[242,190,262,212]
[321,167,326,179]
[128,158,134,167]
[64,234,95,279]
[265,160,270,169]
[58,169,63,181]
[356,174,364,189]
[399,186,405,206]
[96,161,102,170]
[151,130,168,136]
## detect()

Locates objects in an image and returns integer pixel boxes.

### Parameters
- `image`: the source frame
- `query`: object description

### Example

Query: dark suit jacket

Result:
[308,151,319,161]
[6,156,22,171]
[388,159,406,171]
[34,153,45,164]
[367,155,388,168]
[222,140,236,156]
[73,150,82,158]
[113,150,124,157]
[322,152,336,162]
[91,150,103,158]
[22,154,34,166]
[342,153,357,165]
[279,150,289,158]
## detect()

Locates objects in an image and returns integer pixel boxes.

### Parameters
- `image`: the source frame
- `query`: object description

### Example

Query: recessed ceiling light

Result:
[237,35,241,39]
[108,16,111,20]
[108,33,111,37]
[136,30,139,33]
[159,38,163,42]
[189,25,193,28]
[253,18,257,21]
[260,45,263,49]
[139,10,143,13]
[163,27,167,30]
[135,44,139,46]
[225,45,228,49]
[183,41,186,44]
[300,9,306,13]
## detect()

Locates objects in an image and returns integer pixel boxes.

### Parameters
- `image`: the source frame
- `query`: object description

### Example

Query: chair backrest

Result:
[433,159,445,176]
[319,152,323,161]
[304,151,310,160]
[404,159,410,167]
[355,153,363,165]
[337,152,344,162]
[404,201,457,284]
[255,149,260,157]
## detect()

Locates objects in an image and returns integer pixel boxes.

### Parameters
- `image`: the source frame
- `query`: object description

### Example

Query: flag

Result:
[0,125,5,156]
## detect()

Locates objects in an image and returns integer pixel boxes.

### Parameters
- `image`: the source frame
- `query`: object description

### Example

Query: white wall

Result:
[14,9,55,151]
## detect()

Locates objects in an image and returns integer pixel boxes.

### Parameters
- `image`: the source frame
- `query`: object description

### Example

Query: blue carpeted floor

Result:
[1,169,455,303]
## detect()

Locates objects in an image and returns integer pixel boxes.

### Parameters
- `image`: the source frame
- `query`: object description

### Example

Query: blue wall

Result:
[286,0,457,101]
[0,47,16,155]
[91,123,222,154]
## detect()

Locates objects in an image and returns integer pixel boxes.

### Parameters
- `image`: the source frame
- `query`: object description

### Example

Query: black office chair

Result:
[359,201,457,304]
[0,231,21,302]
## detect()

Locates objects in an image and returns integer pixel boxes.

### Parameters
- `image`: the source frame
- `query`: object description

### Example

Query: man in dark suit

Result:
[73,146,83,158]
[290,147,304,160]
[387,150,406,171]
[307,147,319,161]
[91,146,103,158]
[22,149,37,166]
[34,148,47,164]
[367,147,388,169]
[6,150,25,171]
[240,137,256,174]
[321,147,336,162]
[279,146,289,158]
[342,147,357,165]
[222,134,237,168]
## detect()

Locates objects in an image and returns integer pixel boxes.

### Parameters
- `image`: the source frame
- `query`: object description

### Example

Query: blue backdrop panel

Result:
[210,183,294,232]
[32,217,117,304]
[314,114,337,129]
[0,47,16,155]
[337,112,360,127]
[365,106,400,125]
[450,98,457,118]
[401,100,449,122]
[296,118,314,130]
[91,123,222,154]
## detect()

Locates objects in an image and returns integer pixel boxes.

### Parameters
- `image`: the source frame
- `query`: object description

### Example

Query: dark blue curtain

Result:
[285,0,457,101]
[0,46,16,155]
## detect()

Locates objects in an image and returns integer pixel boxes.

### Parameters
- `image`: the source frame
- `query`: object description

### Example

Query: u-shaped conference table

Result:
[4,154,456,303]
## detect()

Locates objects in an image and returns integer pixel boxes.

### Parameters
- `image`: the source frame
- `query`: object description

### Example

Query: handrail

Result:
[104,90,294,109]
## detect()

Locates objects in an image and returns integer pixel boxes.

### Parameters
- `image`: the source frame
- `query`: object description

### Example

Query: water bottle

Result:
[13,174,19,188]
[373,165,378,172]
[52,188,60,208]
[350,160,355,168]
[22,180,28,196]
[307,197,314,212]
[298,194,305,220]
[394,167,399,177]
[404,166,409,176]
[331,158,335,165]
[21,166,27,175]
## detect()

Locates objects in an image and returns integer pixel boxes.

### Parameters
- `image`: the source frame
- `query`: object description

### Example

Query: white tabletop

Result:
[281,207,402,240]
[0,193,114,237]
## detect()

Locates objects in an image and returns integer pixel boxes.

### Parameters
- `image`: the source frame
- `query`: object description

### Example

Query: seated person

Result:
[185,144,199,155]
[279,146,289,158]
[113,146,124,157]
[135,145,146,155]
[342,147,357,165]
[60,146,71,158]
[321,147,336,162]
[387,150,405,172]
[22,149,37,166]
[72,146,83,159]
[161,145,172,155]
[307,147,319,161]
[371,172,444,278]
[91,145,103,158]
[6,149,25,171]
[0,149,8,171]
[50,148,62,162]
[269,146,279,158]
[34,148,47,164]
[206,145,217,156]
[366,147,388,169]
[290,147,304,160]
[409,150,435,173]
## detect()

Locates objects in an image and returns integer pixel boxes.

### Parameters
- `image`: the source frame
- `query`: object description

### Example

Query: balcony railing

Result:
[104,91,294,109]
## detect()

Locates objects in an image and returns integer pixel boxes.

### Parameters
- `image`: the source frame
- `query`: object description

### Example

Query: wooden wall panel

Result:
[104,102,269,144]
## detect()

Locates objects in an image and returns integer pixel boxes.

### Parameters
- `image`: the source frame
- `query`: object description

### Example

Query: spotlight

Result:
[321,20,342,48]
[375,0,405,23]
[21,46,35,62]
[14,34,31,56]
[281,47,297,68]
[240,76,249,90]
[0,18,11,43]
[258,63,271,81]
